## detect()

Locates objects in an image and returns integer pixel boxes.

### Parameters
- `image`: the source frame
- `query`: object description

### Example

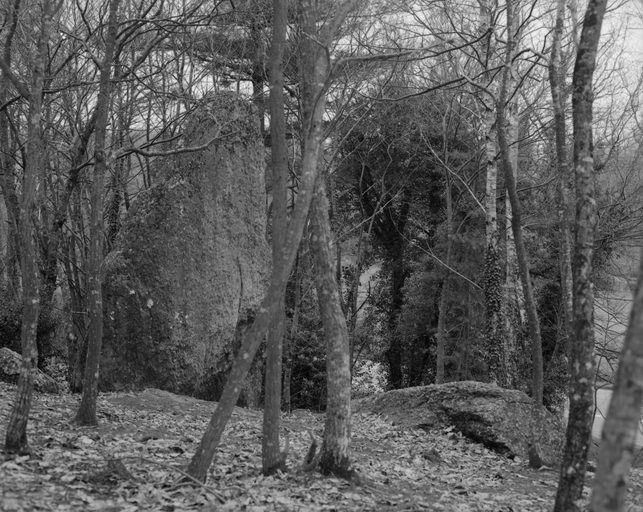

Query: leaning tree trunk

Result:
[4,0,56,454]
[185,0,358,483]
[554,0,608,509]
[591,248,643,510]
[262,0,289,476]
[310,176,354,479]
[75,0,121,426]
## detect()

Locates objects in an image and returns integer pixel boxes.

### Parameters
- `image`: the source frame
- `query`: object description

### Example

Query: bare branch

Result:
[0,55,30,100]
[113,128,238,159]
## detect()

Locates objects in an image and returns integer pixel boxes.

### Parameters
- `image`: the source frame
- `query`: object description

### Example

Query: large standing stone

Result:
[354,381,564,463]
[100,96,270,404]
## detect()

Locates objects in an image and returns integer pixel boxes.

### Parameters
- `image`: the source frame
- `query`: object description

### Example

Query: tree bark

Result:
[479,0,507,386]
[262,0,288,476]
[4,0,58,455]
[436,119,454,385]
[503,74,523,388]
[282,253,301,414]
[310,176,354,479]
[185,0,358,483]
[497,0,546,463]
[549,0,574,359]
[0,0,22,295]
[590,248,643,511]
[75,0,121,426]
[554,0,608,509]
[300,0,353,477]
[62,232,88,393]
[497,0,543,406]
[387,245,407,389]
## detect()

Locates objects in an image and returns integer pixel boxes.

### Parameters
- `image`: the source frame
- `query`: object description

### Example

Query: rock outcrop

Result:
[354,381,564,463]
[100,95,270,404]
[0,348,60,394]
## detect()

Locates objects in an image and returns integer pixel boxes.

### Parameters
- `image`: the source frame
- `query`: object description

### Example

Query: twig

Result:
[114,455,226,503]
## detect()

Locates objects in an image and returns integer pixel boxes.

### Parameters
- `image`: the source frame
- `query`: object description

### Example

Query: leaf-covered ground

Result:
[2,382,643,512]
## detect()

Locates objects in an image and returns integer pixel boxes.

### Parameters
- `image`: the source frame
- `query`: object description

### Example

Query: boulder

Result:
[354,381,564,463]
[0,347,60,394]
[100,95,270,404]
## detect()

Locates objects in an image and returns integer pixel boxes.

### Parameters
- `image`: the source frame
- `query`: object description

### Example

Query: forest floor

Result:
[2,382,643,512]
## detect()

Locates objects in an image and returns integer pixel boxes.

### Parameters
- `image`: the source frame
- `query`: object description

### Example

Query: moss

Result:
[100,95,270,399]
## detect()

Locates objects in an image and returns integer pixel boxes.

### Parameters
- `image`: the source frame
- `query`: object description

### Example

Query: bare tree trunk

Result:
[346,228,364,338]
[458,280,472,380]
[0,0,22,295]
[591,248,643,510]
[435,255,451,384]
[554,0,608,509]
[4,0,58,455]
[75,0,121,426]
[497,0,543,406]
[503,87,523,387]
[302,2,353,478]
[479,0,506,385]
[262,0,288,476]
[282,253,301,414]
[63,232,87,392]
[310,175,355,479]
[549,0,574,358]
[436,123,453,384]
[185,0,358,483]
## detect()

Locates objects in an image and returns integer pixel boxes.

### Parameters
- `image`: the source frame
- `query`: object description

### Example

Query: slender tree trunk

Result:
[503,87,524,387]
[325,172,343,294]
[4,0,57,455]
[458,280,472,381]
[248,0,267,137]
[302,1,353,478]
[479,0,506,386]
[262,0,288,476]
[435,269,450,384]
[387,249,407,389]
[497,0,545,462]
[63,234,87,392]
[283,254,301,414]
[436,134,453,384]
[549,0,574,358]
[0,0,22,295]
[554,0,608,509]
[568,0,581,52]
[497,0,543,405]
[347,229,363,334]
[356,168,409,388]
[185,0,358,483]
[591,248,643,511]
[310,175,354,479]
[75,0,121,426]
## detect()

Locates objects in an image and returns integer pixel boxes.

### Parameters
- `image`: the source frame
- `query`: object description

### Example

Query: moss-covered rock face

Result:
[100,96,270,404]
